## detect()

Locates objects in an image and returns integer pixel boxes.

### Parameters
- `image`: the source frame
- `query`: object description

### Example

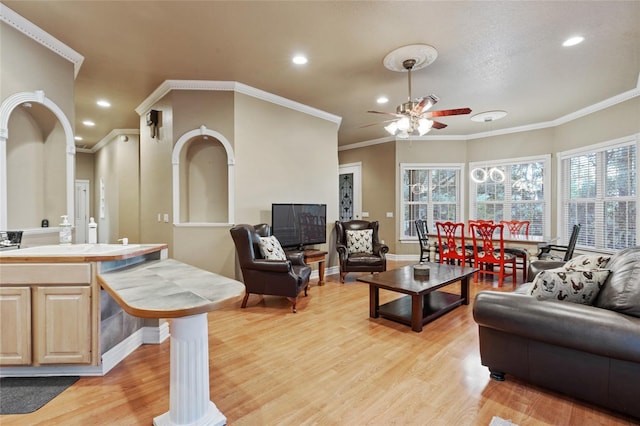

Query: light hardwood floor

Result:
[1,261,638,426]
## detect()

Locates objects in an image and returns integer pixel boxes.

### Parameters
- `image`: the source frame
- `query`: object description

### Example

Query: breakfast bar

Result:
[98,258,244,426]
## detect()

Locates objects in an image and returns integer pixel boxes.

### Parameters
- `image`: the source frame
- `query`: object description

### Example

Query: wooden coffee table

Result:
[357,263,478,332]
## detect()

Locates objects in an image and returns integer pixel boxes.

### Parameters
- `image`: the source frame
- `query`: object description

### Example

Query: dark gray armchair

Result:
[230,224,311,313]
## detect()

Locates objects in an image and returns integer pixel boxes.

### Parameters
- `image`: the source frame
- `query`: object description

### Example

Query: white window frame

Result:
[399,162,465,242]
[557,134,638,252]
[469,154,551,237]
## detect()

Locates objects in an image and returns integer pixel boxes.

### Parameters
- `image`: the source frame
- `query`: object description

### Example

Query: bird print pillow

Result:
[346,229,373,254]
[258,236,287,260]
[528,267,610,305]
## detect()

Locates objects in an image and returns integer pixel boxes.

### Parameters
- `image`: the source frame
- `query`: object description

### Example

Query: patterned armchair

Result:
[334,220,389,283]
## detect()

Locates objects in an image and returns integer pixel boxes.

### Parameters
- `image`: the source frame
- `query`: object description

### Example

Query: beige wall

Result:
[139,89,339,278]
[338,142,397,252]
[340,97,640,258]
[1,21,74,234]
[93,133,140,243]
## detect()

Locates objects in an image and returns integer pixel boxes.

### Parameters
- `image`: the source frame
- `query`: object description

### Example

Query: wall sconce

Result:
[146,109,160,138]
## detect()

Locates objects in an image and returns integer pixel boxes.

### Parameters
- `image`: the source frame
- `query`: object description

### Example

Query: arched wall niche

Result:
[172,125,235,226]
[0,90,75,230]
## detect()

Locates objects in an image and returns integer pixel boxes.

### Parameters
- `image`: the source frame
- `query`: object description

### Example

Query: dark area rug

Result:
[0,376,79,414]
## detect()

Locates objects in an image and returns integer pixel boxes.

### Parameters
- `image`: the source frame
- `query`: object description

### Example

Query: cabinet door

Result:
[0,287,31,365]
[33,286,91,365]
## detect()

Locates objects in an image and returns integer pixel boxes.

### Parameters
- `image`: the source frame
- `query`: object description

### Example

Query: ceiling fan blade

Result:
[412,95,439,115]
[431,120,448,129]
[425,108,472,118]
[367,110,402,118]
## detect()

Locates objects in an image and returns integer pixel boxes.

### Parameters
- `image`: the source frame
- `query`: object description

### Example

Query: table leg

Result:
[369,286,379,318]
[411,295,423,332]
[153,313,226,426]
[461,277,470,305]
[318,260,325,285]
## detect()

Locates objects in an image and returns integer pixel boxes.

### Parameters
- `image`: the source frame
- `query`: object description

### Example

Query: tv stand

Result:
[287,248,327,285]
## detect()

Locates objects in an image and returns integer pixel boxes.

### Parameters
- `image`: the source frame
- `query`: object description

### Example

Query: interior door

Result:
[74,180,90,243]
[338,162,362,221]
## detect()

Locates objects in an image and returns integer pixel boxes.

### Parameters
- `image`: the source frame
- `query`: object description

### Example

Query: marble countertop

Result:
[0,243,168,263]
[97,258,245,318]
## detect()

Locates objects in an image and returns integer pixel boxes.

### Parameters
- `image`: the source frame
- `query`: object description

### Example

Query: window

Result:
[469,155,551,237]
[558,136,637,251]
[400,163,464,239]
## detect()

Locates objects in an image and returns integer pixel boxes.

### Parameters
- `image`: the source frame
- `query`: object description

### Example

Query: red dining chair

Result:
[500,220,530,282]
[470,222,517,287]
[435,221,473,267]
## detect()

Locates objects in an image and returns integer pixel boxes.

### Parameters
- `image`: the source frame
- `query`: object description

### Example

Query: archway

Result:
[0,90,75,230]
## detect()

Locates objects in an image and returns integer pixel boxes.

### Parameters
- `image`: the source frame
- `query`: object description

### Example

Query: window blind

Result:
[559,137,637,250]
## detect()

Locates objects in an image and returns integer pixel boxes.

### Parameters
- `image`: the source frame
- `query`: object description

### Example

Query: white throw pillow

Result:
[529,268,610,305]
[258,235,287,260]
[346,229,373,254]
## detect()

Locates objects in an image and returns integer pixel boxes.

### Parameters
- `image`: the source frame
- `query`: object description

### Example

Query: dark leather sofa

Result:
[473,246,640,419]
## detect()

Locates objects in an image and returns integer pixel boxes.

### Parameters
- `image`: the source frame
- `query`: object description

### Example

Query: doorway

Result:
[75,180,90,243]
[338,162,362,221]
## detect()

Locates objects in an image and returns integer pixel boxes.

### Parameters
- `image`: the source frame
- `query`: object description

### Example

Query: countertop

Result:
[0,243,168,263]
[97,258,245,318]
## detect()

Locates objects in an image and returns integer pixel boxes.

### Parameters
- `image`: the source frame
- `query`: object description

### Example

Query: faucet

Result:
[118,237,129,246]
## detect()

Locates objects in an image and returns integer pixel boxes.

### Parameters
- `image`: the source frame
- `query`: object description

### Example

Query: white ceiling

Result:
[3,1,640,148]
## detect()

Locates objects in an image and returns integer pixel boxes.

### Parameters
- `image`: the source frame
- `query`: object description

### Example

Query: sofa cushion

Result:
[594,246,640,317]
[258,236,287,260]
[564,254,610,270]
[346,229,373,254]
[529,268,610,305]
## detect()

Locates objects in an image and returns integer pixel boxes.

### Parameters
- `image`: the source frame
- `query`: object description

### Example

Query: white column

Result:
[153,313,226,426]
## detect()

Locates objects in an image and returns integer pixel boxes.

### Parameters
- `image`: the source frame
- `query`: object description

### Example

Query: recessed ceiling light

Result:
[563,36,584,47]
[292,55,308,65]
[97,99,111,108]
[74,136,83,141]
[377,96,389,104]
[82,120,95,127]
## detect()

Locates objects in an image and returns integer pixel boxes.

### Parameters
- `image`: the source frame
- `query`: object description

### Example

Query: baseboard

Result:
[102,322,170,374]
[0,323,170,378]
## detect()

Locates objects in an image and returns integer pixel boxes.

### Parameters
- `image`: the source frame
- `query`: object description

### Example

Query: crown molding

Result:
[0,4,84,78]
[341,75,640,150]
[135,80,342,126]
[78,129,140,154]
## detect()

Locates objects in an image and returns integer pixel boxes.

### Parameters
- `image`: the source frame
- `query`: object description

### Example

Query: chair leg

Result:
[286,297,298,313]
[304,284,309,297]
[241,292,250,308]
[340,272,347,283]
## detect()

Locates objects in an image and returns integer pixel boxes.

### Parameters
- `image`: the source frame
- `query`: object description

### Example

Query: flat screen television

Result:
[271,203,327,250]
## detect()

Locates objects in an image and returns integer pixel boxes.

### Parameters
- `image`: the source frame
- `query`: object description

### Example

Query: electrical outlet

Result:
[163,213,169,223]
[386,212,393,218]
[362,211,369,218]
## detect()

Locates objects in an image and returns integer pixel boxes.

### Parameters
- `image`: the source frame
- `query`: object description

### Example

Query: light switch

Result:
[386,212,393,218]
[157,213,161,222]
[362,211,370,218]
[163,213,169,223]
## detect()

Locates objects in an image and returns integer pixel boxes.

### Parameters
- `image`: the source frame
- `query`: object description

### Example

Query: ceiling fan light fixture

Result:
[397,116,411,131]
[418,118,433,136]
[384,122,398,135]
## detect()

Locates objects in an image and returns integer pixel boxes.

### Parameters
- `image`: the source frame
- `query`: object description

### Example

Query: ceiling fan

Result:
[367,57,472,138]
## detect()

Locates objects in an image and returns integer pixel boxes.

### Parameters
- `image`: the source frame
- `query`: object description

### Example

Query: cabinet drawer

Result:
[0,263,91,285]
